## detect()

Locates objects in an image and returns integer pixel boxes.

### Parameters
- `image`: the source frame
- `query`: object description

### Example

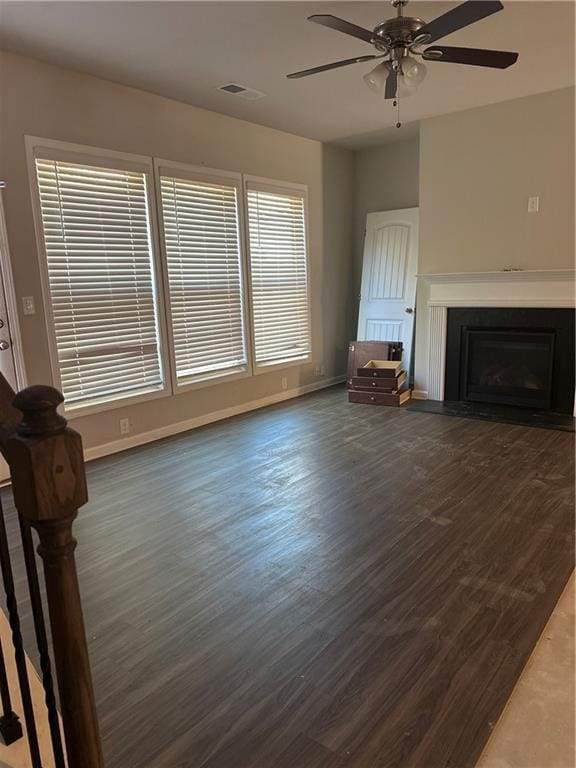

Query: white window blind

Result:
[246,184,311,367]
[34,156,164,408]
[159,171,247,385]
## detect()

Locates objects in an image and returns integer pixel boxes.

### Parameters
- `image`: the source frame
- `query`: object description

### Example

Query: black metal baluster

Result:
[0,496,43,767]
[0,637,22,744]
[18,517,66,767]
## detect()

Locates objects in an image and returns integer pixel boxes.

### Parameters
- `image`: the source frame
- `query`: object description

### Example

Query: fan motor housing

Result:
[372,16,425,50]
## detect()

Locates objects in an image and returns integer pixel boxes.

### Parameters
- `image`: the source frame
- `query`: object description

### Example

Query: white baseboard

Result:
[411,389,428,400]
[84,376,346,462]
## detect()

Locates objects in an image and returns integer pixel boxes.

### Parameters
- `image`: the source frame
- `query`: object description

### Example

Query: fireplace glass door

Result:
[462,329,555,409]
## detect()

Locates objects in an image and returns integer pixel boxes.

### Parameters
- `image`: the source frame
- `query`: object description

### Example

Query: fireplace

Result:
[444,308,575,414]
[462,328,555,408]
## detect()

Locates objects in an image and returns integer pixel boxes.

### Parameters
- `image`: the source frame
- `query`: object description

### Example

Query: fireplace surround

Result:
[416,270,576,425]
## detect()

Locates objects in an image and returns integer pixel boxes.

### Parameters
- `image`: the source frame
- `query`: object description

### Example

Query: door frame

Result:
[0,184,27,389]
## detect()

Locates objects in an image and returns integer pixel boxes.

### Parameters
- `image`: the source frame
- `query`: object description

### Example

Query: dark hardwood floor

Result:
[2,385,574,768]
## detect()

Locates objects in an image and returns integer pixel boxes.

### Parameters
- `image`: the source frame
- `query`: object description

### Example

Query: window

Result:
[28,138,314,413]
[29,141,166,411]
[245,180,311,369]
[157,164,247,387]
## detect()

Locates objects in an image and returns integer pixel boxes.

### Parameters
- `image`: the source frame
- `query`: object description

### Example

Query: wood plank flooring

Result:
[1,385,574,768]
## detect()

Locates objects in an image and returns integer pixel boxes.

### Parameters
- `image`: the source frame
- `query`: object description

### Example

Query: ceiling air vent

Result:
[217,83,267,101]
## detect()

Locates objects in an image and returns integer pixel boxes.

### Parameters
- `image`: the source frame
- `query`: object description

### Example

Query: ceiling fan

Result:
[287,0,518,103]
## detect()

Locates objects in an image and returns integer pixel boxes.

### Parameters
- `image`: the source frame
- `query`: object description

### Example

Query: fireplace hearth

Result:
[445,308,574,414]
[406,398,575,431]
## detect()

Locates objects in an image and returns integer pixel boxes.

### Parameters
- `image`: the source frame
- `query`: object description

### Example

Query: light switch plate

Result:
[527,196,540,213]
[22,296,35,315]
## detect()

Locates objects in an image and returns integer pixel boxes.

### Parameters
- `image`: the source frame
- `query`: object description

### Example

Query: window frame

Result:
[154,158,254,393]
[26,136,173,416]
[243,175,313,374]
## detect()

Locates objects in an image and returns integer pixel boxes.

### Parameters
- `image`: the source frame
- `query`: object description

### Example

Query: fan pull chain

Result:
[393,94,402,128]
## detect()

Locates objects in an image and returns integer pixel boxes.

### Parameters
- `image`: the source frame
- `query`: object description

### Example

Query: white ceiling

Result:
[0,1,574,148]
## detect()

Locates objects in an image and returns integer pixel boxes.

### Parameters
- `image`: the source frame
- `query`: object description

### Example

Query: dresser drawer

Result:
[356,367,398,379]
[349,388,411,407]
[349,391,394,405]
[350,377,398,391]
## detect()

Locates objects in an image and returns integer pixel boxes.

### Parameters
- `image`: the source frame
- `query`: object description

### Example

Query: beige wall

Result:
[419,86,575,274]
[414,86,575,395]
[352,136,420,333]
[0,51,354,451]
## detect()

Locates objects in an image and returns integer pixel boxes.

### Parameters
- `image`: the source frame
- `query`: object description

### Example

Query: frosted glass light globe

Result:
[400,56,427,88]
[363,62,390,93]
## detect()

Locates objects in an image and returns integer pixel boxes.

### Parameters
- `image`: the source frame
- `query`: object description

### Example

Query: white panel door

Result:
[357,208,419,373]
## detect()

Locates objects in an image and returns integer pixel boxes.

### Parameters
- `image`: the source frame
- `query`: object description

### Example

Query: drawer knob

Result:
[372,382,376,387]
[370,396,375,401]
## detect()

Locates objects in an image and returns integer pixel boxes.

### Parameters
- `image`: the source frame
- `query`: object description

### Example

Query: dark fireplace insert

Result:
[445,308,574,414]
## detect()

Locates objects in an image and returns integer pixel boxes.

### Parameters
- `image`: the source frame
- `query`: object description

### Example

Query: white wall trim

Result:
[419,270,576,284]
[84,376,345,462]
[411,389,428,400]
[429,298,576,308]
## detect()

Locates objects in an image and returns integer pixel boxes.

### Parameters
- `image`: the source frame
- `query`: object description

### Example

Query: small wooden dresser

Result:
[347,341,410,406]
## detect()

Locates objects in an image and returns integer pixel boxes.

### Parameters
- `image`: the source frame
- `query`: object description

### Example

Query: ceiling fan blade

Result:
[308,14,374,44]
[417,1,503,45]
[287,55,379,79]
[423,46,518,69]
[384,68,397,99]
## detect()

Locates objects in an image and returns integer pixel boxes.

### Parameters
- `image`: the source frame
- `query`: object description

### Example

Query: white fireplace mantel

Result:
[421,270,576,400]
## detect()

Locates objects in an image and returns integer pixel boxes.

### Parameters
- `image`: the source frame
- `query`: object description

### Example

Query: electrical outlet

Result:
[313,366,320,376]
[527,196,540,213]
[119,418,130,435]
[281,376,288,390]
[22,296,35,315]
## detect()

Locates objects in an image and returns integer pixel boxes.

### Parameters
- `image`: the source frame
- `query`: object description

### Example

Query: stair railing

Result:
[0,373,104,767]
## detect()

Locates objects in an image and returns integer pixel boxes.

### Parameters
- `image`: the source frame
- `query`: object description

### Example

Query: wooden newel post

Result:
[6,385,104,768]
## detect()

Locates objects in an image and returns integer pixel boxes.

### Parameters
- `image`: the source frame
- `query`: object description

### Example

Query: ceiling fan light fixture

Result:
[288,1,519,112]
[363,61,390,92]
[400,55,427,87]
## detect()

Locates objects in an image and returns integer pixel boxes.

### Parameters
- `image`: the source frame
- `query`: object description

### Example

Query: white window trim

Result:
[243,174,313,375]
[153,158,254,393]
[25,136,173,416]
